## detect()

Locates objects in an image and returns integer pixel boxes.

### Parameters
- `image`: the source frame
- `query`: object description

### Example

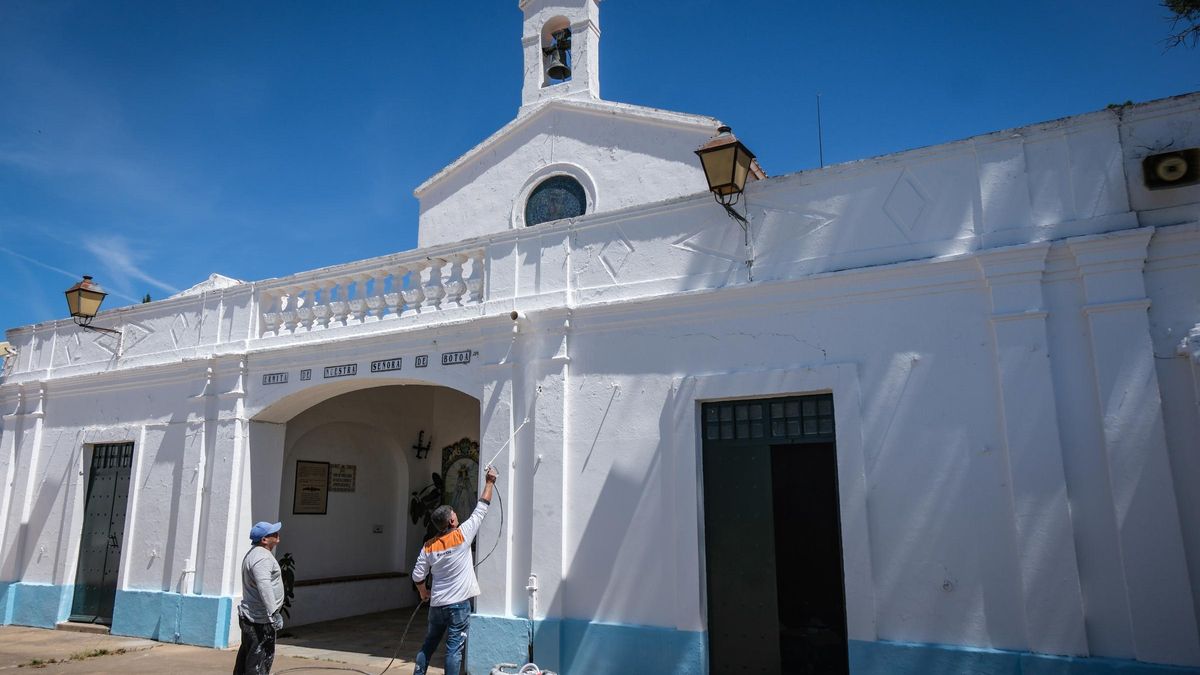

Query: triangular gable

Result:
[415,98,727,247]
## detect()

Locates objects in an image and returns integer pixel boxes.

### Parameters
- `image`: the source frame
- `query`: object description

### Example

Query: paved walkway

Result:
[277,606,446,673]
[0,607,446,674]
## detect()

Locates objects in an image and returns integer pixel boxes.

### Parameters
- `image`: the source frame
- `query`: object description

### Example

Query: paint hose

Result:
[490,664,557,675]
[274,598,427,675]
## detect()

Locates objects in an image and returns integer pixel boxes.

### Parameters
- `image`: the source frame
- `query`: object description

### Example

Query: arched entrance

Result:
[250,382,480,627]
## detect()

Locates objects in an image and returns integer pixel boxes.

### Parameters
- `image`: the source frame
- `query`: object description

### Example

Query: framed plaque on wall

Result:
[293,460,329,515]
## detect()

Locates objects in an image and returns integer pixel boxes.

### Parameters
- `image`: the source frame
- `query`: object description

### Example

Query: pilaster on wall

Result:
[0,390,25,582]
[192,358,253,599]
[976,243,1087,656]
[0,386,44,583]
[1068,228,1200,667]
[526,315,569,666]
[478,321,523,620]
[476,312,570,665]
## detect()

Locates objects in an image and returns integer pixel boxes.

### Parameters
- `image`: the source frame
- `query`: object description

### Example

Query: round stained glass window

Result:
[524,175,586,226]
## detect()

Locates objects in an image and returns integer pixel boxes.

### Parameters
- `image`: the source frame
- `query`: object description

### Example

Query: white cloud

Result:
[81,235,180,298]
[0,244,142,304]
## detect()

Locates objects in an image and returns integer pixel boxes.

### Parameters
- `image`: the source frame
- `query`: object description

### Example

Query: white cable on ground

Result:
[274,598,427,675]
[490,663,557,675]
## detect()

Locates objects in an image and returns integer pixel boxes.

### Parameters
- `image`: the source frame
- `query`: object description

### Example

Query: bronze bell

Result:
[546,49,571,81]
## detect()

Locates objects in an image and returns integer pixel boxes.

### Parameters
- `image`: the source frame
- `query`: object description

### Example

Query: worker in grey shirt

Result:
[234,521,284,675]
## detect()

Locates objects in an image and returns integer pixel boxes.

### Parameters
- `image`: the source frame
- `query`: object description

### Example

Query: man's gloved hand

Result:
[485,465,499,483]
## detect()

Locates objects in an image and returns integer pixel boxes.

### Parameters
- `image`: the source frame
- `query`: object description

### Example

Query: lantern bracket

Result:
[72,316,122,335]
[716,193,749,229]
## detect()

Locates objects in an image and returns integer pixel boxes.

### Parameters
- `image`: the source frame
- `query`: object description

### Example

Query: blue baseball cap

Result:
[249,521,282,543]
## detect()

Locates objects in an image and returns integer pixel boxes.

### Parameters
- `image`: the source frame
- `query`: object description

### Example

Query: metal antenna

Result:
[816,93,825,169]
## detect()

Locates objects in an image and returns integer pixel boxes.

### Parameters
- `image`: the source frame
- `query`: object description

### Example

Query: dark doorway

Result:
[702,396,848,675]
[70,443,133,625]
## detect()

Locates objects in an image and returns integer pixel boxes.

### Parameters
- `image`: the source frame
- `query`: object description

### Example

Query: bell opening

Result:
[541,19,572,85]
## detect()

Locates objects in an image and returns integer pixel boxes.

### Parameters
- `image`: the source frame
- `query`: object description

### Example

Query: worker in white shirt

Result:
[411,465,498,675]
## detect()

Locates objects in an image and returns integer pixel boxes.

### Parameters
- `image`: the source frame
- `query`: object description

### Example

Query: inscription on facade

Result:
[442,351,472,366]
[370,358,403,373]
[415,355,429,368]
[263,372,288,385]
[300,369,312,381]
[323,364,358,378]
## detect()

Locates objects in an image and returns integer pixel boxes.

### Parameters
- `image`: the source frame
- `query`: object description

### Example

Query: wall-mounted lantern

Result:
[695,126,764,227]
[64,275,121,334]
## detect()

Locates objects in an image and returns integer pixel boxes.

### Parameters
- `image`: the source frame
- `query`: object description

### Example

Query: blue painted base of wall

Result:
[0,582,72,628]
[468,614,706,675]
[849,640,1200,674]
[110,590,233,648]
[467,617,1200,675]
[0,582,12,624]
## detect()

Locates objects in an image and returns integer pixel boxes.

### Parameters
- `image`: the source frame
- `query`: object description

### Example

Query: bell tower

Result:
[520,0,601,109]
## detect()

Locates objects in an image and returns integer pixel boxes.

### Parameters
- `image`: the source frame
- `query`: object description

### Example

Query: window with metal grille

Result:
[91,443,133,470]
[702,394,834,443]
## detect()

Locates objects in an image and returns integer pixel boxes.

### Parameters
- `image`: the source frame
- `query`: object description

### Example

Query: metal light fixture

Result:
[64,275,120,334]
[1143,148,1200,190]
[412,430,432,460]
[695,126,761,226]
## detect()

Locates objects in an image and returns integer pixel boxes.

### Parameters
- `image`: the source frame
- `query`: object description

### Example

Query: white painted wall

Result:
[467,224,1200,666]
[0,360,252,601]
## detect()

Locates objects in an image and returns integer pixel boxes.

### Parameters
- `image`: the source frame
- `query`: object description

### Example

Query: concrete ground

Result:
[0,607,447,674]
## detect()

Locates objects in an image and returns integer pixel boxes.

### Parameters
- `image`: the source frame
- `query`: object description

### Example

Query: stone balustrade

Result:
[258,249,485,336]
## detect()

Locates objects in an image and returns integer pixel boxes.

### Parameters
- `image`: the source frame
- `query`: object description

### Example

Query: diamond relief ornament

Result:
[598,226,635,283]
[883,170,930,240]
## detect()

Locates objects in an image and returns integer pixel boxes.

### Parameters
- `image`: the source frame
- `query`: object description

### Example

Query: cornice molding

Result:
[1081,298,1152,317]
[1067,227,1154,271]
[991,310,1050,323]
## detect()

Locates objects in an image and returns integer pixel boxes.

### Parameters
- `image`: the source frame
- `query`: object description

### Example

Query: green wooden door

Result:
[703,440,782,673]
[70,443,133,625]
[702,396,848,675]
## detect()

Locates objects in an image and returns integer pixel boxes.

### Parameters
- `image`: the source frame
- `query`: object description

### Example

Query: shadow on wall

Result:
[20,431,88,583]
[530,408,670,673]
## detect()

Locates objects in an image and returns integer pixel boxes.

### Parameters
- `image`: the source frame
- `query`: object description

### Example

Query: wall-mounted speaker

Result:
[1143,148,1199,190]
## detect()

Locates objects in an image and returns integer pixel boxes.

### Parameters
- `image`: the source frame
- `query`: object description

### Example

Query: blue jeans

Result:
[414,599,471,675]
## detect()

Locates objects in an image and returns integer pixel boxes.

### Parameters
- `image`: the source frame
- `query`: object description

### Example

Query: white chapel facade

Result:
[3,2,1200,673]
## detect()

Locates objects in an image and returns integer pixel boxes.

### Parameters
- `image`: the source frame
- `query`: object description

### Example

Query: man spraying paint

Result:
[411,464,499,675]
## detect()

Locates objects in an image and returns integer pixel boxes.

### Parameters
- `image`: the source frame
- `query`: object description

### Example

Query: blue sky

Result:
[1,1,1196,332]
